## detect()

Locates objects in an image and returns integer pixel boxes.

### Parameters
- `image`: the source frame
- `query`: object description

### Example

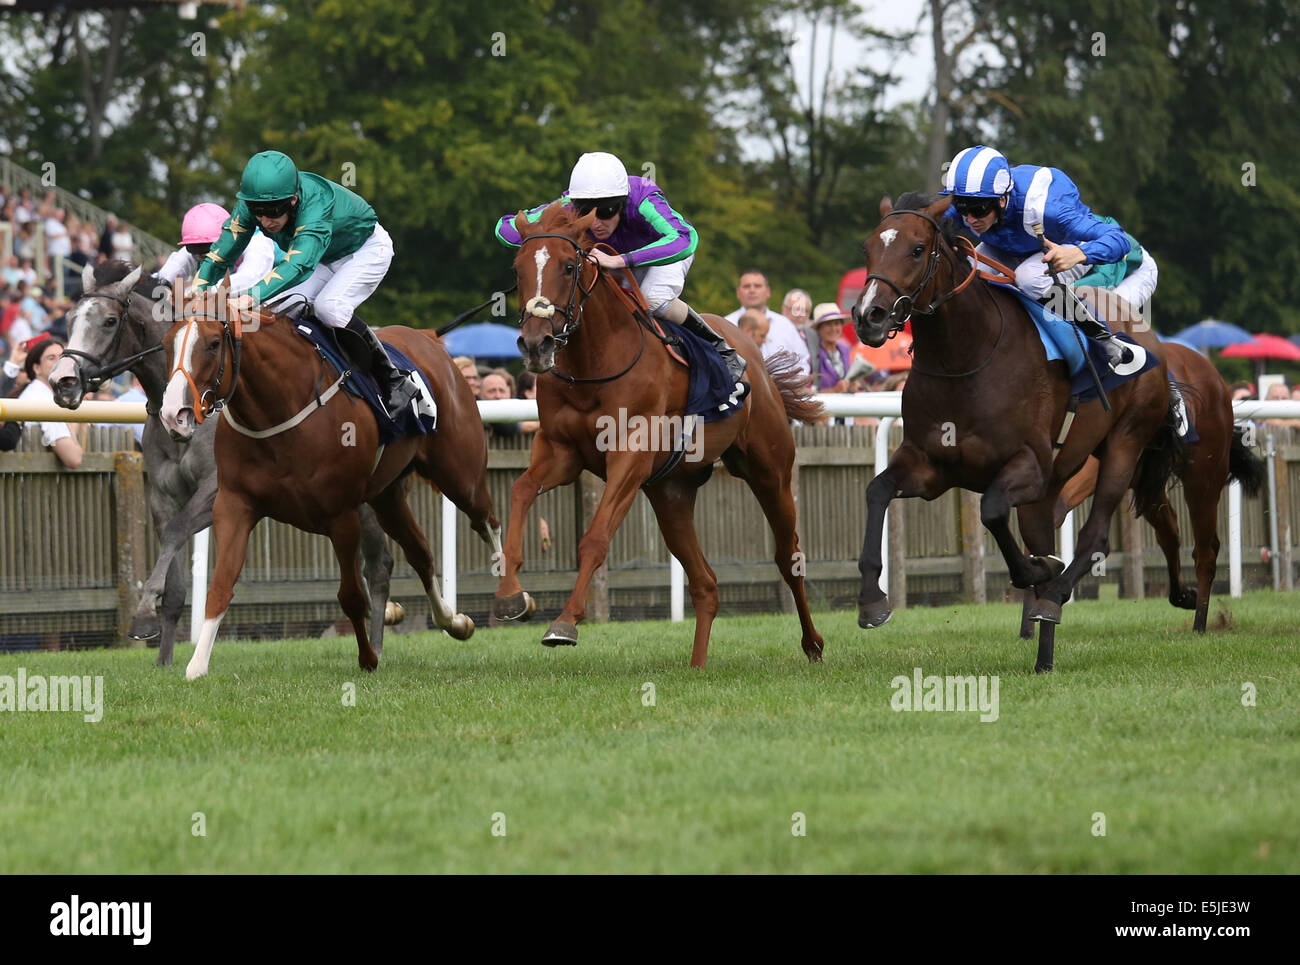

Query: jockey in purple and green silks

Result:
[494,152,746,388]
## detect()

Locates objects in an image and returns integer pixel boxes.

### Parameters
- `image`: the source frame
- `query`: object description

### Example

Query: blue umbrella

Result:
[1172,319,1253,348]
[442,322,521,358]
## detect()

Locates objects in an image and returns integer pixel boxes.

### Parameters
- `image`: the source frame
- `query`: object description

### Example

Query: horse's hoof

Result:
[154,654,173,668]
[1023,554,1066,587]
[803,638,825,663]
[1034,661,1054,674]
[858,596,893,629]
[493,591,536,623]
[128,613,160,641]
[358,650,379,672]
[447,614,475,641]
[185,666,207,682]
[541,621,578,647]
[1028,599,1063,624]
[384,601,405,625]
[1169,588,1197,610]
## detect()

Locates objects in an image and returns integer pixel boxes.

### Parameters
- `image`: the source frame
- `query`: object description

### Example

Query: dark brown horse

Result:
[1021,339,1265,634]
[490,202,825,668]
[852,193,1180,671]
[158,290,499,679]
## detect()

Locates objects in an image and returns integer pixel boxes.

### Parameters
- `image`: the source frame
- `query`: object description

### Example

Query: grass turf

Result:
[1,591,1296,873]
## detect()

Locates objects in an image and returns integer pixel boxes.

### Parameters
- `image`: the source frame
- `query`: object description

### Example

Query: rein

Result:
[516,233,662,386]
[870,209,1017,380]
[173,306,245,423]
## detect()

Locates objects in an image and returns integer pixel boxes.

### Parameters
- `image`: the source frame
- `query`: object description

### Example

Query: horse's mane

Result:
[892,191,966,251]
[534,201,592,246]
[93,258,156,297]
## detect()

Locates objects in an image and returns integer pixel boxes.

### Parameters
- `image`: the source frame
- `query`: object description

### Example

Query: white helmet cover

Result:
[568,152,630,199]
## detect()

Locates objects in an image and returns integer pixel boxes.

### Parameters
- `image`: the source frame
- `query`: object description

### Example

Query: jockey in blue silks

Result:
[941,145,1150,376]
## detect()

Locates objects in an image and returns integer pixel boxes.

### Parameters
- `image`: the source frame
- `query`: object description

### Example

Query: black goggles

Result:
[953,196,999,218]
[247,198,295,219]
[573,197,626,220]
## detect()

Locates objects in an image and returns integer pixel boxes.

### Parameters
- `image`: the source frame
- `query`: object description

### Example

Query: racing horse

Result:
[1021,339,1265,635]
[157,285,500,679]
[490,202,825,668]
[853,193,1182,672]
[49,260,403,666]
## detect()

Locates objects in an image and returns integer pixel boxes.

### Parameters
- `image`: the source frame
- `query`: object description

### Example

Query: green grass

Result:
[1,591,1296,873]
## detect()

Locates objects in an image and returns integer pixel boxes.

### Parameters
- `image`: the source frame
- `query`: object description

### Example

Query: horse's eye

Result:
[912,244,925,258]
[104,316,118,327]
[208,337,221,351]
[565,261,575,274]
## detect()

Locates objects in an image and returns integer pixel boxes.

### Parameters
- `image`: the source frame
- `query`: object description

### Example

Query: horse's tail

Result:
[1228,424,1267,497]
[1131,389,1193,517]
[765,350,826,424]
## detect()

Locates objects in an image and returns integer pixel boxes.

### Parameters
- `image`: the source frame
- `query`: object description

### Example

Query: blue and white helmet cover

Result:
[942,145,1012,198]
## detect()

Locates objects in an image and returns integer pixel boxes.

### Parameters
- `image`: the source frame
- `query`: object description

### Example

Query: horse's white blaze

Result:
[48,302,93,385]
[185,609,226,680]
[533,246,550,295]
[858,280,879,314]
[880,228,898,249]
[160,321,198,426]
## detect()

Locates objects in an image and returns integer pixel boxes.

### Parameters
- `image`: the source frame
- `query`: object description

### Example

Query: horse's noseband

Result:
[60,289,161,390]
[515,232,597,348]
[863,209,972,335]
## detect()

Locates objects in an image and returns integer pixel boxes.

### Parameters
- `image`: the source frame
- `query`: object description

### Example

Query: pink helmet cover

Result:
[180,203,232,244]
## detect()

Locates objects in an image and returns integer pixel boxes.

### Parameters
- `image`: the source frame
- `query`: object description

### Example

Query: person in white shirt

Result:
[723,269,811,380]
[44,210,72,257]
[16,334,82,469]
[154,202,277,294]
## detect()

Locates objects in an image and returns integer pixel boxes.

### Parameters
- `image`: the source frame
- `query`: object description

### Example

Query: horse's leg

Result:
[358,503,394,656]
[644,483,719,668]
[156,550,187,667]
[1029,444,1144,625]
[185,490,257,681]
[1017,499,1064,672]
[327,508,379,671]
[980,447,1061,590]
[1182,469,1224,633]
[492,432,582,622]
[131,474,217,657]
[544,450,654,646]
[735,446,825,663]
[369,482,474,640]
[1142,498,1194,611]
[858,442,946,628]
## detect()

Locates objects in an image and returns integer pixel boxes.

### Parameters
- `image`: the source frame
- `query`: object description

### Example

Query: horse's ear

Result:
[513,210,530,238]
[81,262,96,294]
[879,194,893,217]
[575,208,597,235]
[925,195,953,220]
[108,265,143,298]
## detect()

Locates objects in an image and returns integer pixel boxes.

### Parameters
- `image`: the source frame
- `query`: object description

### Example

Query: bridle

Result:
[862,208,982,335]
[863,208,1013,379]
[59,288,164,393]
[171,302,245,423]
[515,232,648,385]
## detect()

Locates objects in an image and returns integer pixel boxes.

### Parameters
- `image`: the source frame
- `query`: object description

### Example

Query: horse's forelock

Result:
[92,259,137,288]
[890,191,962,248]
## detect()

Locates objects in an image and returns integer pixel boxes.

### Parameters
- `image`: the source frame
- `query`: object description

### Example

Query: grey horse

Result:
[50,260,403,665]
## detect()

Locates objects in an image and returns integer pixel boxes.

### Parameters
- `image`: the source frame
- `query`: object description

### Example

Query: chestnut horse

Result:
[852,193,1181,672]
[490,203,825,668]
[1021,341,1265,634]
[158,290,500,679]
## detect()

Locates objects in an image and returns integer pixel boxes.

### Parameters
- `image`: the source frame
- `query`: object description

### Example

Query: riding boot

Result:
[344,317,422,417]
[1045,286,1137,375]
[660,298,748,387]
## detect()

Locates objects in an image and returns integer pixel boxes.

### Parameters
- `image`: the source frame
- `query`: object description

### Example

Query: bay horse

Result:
[490,202,825,668]
[852,193,1181,672]
[49,260,403,666]
[157,287,500,679]
[1020,339,1265,634]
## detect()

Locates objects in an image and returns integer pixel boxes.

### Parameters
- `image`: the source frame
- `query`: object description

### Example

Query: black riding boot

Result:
[1046,287,1136,374]
[680,303,747,387]
[345,317,420,416]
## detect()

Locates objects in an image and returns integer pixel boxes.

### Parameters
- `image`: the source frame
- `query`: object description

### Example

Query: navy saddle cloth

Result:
[657,319,749,421]
[291,317,436,446]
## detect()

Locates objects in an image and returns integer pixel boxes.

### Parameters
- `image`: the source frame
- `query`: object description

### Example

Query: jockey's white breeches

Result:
[1112,246,1159,311]
[634,254,694,315]
[268,223,394,327]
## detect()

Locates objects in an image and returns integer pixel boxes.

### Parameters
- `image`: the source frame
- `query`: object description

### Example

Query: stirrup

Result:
[1101,335,1145,377]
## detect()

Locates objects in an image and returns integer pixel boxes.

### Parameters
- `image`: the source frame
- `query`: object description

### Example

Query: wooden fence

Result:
[1,422,1295,650]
